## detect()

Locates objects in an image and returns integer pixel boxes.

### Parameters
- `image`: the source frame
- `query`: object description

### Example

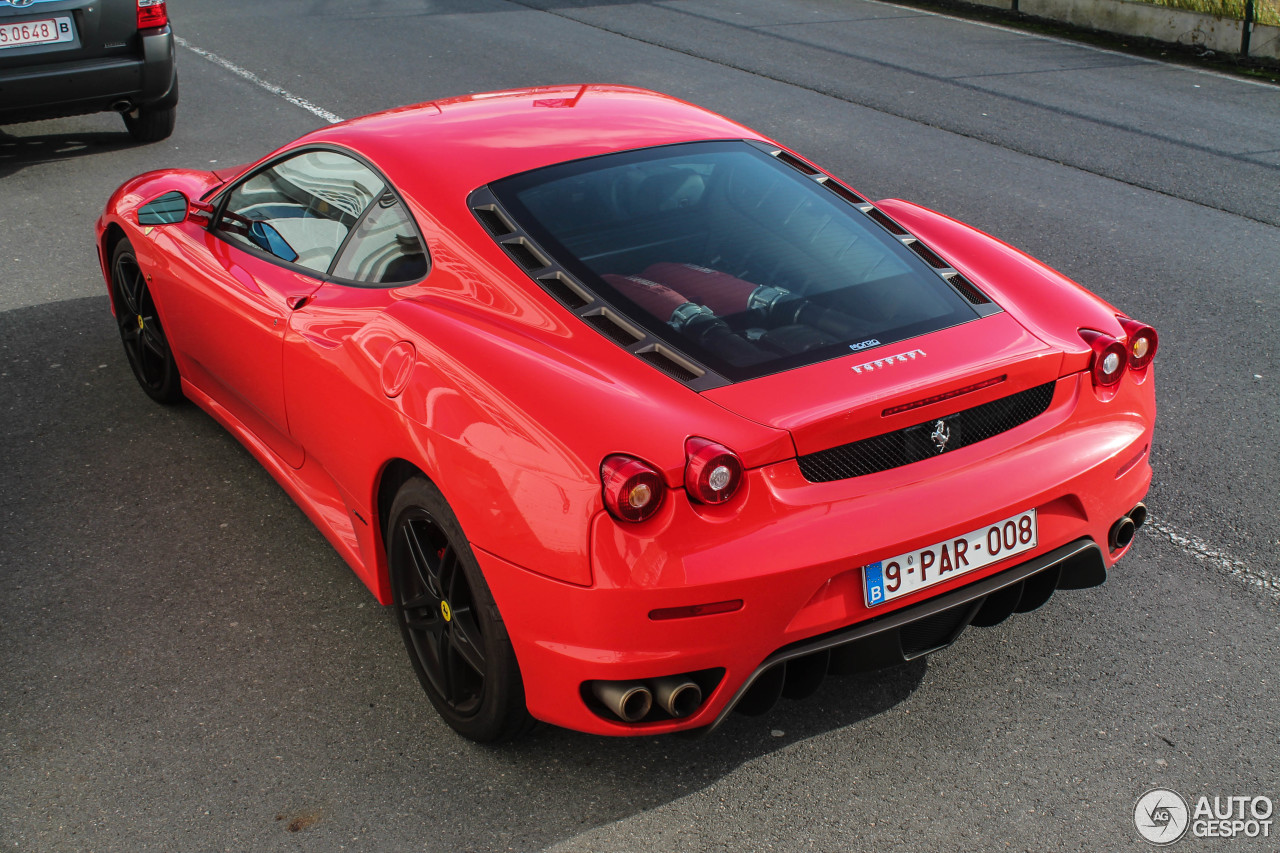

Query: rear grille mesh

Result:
[797,381,1056,482]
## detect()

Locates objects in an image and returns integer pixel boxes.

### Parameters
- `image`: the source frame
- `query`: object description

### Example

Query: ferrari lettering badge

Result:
[850,348,925,374]
[931,420,951,453]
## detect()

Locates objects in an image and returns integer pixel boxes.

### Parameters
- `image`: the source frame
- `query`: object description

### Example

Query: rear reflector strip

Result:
[649,600,744,621]
[881,375,1006,417]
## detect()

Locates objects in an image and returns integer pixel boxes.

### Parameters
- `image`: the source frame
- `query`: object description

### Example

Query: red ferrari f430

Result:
[96,86,1156,741]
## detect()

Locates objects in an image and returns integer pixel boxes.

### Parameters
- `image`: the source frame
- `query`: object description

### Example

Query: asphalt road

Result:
[2,1,1278,850]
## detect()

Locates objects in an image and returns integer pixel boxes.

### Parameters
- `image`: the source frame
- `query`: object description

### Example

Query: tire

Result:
[123,86,176,144]
[110,239,183,403]
[387,476,533,742]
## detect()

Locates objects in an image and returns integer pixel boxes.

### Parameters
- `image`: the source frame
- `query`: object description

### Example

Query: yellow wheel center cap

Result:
[440,600,452,622]
[137,315,145,330]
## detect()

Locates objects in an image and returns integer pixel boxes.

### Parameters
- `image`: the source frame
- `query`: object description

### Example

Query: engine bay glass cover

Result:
[488,140,980,383]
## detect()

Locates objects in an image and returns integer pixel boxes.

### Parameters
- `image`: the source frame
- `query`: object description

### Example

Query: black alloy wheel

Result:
[388,477,531,742]
[111,239,182,403]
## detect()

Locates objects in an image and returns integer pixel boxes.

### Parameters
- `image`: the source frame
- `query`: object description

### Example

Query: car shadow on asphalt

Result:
[492,662,928,839]
[1,294,928,852]
[0,125,138,179]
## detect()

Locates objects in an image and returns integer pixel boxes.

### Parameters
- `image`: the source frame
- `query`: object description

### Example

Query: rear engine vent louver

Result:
[474,206,514,237]
[908,239,950,269]
[797,382,1056,482]
[538,273,590,309]
[584,309,644,345]
[637,346,702,382]
[866,207,909,235]
[947,273,992,305]
[822,181,867,206]
[502,239,549,272]
[773,150,821,176]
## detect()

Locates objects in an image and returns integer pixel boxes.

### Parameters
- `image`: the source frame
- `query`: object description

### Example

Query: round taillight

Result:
[601,455,666,523]
[1079,329,1127,388]
[1096,340,1127,386]
[1117,316,1159,371]
[684,437,744,505]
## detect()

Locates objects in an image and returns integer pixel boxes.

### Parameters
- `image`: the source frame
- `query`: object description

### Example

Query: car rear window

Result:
[487,140,979,383]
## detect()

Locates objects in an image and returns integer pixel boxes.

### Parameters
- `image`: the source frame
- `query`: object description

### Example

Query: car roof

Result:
[296,85,765,206]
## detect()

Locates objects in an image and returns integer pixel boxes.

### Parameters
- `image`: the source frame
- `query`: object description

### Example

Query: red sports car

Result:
[96,85,1156,741]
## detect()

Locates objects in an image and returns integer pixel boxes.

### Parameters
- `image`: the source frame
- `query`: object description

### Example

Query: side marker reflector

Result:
[649,600,744,621]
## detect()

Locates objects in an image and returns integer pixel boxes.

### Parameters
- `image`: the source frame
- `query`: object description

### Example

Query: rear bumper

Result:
[478,371,1155,736]
[0,27,175,123]
[703,537,1106,731]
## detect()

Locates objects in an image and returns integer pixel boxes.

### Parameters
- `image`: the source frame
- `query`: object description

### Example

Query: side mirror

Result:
[137,190,216,225]
[137,190,189,225]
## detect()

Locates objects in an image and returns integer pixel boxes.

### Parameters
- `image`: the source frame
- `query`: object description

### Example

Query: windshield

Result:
[489,141,978,383]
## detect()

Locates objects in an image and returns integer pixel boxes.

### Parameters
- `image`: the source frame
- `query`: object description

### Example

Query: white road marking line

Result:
[1144,516,1280,601]
[174,36,345,124]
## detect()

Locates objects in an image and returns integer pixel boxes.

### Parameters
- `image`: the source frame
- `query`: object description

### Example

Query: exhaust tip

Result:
[110,99,134,113]
[652,676,702,718]
[590,681,653,723]
[1109,516,1136,551]
[1129,502,1148,530]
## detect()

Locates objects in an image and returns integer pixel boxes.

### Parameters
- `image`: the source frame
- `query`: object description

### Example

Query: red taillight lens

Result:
[1116,316,1158,371]
[684,437,743,505]
[601,455,665,523]
[1079,329,1127,388]
[137,0,168,28]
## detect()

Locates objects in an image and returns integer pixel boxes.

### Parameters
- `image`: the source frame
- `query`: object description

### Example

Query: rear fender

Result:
[876,199,1128,372]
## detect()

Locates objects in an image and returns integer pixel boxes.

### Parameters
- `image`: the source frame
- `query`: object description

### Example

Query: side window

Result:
[213,150,386,273]
[330,193,429,284]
